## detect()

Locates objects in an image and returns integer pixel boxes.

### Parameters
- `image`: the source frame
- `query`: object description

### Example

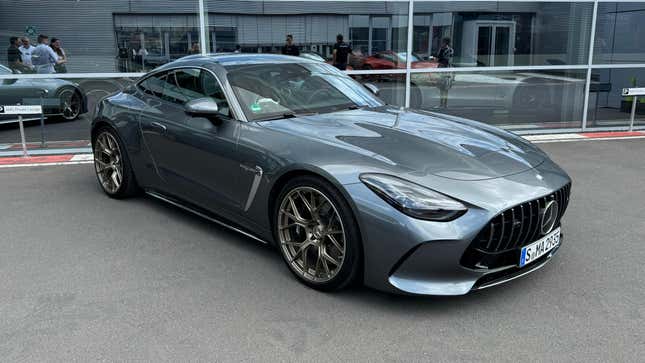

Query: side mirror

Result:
[185,97,220,117]
[363,83,380,96]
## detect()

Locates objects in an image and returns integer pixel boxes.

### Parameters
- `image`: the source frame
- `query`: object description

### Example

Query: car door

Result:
[137,67,248,214]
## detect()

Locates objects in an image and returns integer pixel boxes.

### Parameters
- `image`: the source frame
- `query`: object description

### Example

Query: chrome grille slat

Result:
[474,184,571,253]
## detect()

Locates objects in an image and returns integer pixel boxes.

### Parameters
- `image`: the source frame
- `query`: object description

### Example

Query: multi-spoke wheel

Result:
[275,176,362,291]
[92,127,139,198]
[57,88,82,121]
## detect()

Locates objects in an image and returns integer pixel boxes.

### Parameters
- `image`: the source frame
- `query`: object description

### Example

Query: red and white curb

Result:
[0,131,644,168]
[0,154,93,168]
[524,131,645,143]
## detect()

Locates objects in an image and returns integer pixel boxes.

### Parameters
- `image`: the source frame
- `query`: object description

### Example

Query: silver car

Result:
[91,54,571,295]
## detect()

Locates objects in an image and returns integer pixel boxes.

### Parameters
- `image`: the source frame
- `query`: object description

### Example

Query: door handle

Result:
[150,121,167,133]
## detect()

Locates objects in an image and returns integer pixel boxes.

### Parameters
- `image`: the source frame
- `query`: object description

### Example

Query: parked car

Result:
[299,50,353,70]
[360,50,437,71]
[0,64,87,122]
[91,54,571,295]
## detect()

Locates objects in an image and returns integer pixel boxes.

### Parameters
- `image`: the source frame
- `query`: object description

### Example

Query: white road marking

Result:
[70,154,94,161]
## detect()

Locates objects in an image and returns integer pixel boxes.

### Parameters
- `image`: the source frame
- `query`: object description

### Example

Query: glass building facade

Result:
[1,0,644,142]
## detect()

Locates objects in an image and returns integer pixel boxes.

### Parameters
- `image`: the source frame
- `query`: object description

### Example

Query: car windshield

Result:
[225,62,384,121]
[396,52,421,63]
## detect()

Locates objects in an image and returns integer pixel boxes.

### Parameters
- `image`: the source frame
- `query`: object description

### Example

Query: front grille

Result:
[474,183,571,254]
[460,183,571,269]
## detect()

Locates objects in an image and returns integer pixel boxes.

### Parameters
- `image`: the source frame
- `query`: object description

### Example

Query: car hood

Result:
[258,107,546,181]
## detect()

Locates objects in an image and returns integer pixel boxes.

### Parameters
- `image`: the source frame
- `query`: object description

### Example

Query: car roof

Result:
[158,53,316,71]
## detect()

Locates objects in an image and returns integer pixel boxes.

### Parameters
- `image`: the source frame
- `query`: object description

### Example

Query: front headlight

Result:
[359,173,467,221]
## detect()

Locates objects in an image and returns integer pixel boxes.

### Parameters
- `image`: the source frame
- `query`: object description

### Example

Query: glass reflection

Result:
[587,68,645,127]
[408,69,587,130]
[413,1,593,68]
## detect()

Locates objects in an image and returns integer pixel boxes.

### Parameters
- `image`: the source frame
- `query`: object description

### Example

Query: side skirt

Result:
[145,190,270,245]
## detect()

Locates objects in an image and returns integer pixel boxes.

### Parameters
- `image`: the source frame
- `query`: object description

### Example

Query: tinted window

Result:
[139,68,230,115]
[138,72,167,97]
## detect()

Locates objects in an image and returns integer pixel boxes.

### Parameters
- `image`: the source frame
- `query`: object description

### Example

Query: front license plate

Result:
[519,227,560,267]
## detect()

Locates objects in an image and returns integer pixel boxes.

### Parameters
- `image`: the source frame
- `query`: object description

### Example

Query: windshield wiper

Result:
[258,111,318,121]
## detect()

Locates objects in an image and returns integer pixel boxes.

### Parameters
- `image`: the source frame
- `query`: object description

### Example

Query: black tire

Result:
[273,175,362,292]
[92,126,139,199]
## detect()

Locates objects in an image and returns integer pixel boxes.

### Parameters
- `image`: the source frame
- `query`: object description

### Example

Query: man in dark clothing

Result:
[281,35,300,56]
[332,34,352,70]
[436,37,454,68]
[435,37,454,108]
[7,37,23,70]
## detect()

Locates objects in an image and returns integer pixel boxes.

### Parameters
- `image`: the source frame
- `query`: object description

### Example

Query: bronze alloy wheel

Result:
[93,131,124,195]
[277,186,347,283]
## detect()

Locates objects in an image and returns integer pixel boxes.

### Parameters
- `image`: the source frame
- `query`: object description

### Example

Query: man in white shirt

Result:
[18,37,36,70]
[31,34,64,74]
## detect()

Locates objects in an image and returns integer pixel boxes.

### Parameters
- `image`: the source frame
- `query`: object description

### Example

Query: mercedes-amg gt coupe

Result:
[91,54,571,295]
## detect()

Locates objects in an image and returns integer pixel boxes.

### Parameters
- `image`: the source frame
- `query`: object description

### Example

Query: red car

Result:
[360,51,437,70]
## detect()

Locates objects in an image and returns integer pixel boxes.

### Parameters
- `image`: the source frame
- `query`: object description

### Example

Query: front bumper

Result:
[343,161,570,296]
[389,235,561,295]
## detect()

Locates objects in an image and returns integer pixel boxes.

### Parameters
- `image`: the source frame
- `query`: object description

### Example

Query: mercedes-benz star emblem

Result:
[540,200,559,235]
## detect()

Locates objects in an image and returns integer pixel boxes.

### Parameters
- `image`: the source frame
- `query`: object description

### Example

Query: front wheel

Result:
[92,127,139,199]
[274,176,362,291]
[57,88,82,121]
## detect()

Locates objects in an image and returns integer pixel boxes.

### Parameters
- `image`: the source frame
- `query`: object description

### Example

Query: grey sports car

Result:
[0,64,86,122]
[91,54,571,295]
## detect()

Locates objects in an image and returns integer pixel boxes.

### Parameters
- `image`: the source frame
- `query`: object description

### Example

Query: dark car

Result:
[91,54,571,295]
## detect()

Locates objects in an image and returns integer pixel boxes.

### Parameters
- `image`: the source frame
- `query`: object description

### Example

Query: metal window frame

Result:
[2,0,645,134]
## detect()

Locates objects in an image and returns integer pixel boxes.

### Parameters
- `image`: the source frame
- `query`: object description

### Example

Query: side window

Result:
[142,68,231,117]
[138,72,167,98]
[200,71,230,117]
[160,71,190,104]
[173,68,205,102]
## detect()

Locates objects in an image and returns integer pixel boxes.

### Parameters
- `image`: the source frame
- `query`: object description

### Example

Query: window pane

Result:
[349,74,406,107]
[593,2,645,64]
[408,69,587,131]
[0,1,201,73]
[586,68,645,128]
[0,77,136,143]
[412,1,594,68]
[206,1,409,70]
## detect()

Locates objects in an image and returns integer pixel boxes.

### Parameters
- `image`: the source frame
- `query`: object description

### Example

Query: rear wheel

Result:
[274,176,362,291]
[92,127,139,198]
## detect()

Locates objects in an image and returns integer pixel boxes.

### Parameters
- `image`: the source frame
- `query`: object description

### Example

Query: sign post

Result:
[39,90,48,148]
[0,105,44,158]
[622,88,645,132]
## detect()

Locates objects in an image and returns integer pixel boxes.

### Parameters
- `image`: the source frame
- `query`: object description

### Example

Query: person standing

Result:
[332,34,352,71]
[281,35,300,56]
[189,42,200,55]
[50,38,68,73]
[31,34,65,74]
[18,37,36,71]
[6,37,23,71]
[435,37,454,108]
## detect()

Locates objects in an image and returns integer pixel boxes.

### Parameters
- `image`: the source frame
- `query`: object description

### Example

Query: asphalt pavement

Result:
[0,139,643,362]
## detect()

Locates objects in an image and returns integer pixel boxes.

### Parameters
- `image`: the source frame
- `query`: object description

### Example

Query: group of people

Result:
[281,33,352,71]
[7,34,67,74]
